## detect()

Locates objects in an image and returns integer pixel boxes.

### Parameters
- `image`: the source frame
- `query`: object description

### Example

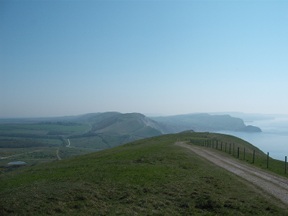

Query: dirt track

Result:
[176,142,288,205]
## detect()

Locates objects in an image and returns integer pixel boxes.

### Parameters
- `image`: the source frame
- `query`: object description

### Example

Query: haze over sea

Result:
[221,117,288,161]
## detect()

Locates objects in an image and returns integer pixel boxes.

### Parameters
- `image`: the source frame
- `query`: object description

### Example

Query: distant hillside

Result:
[152,113,261,133]
[68,112,165,149]
[0,112,261,163]
[0,112,165,165]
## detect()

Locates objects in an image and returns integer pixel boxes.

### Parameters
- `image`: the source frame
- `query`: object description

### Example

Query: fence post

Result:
[243,148,246,160]
[237,147,240,158]
[252,150,255,164]
[229,143,231,154]
[285,156,287,174]
[267,152,269,169]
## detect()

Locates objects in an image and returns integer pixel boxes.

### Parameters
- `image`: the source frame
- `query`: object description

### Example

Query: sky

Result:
[1,0,288,118]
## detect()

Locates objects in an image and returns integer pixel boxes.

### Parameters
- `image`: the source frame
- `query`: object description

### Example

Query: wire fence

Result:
[190,138,287,175]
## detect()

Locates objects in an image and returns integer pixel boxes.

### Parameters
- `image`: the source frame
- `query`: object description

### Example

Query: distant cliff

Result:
[239,125,262,132]
[151,113,262,133]
[69,112,165,147]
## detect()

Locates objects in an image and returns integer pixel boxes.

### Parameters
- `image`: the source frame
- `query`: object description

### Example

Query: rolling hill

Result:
[0,132,286,215]
[0,112,262,167]
[0,113,167,167]
[69,112,165,149]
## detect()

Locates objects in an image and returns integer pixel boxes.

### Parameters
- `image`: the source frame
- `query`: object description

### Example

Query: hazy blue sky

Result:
[1,0,288,117]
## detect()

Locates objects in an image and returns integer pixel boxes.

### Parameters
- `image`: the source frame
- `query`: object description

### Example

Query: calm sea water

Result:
[219,118,288,161]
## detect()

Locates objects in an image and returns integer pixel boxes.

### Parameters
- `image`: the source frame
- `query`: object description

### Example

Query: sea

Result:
[218,117,288,161]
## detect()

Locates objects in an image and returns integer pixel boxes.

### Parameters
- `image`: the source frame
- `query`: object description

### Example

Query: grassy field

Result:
[0,132,287,215]
[0,122,93,168]
[0,115,162,168]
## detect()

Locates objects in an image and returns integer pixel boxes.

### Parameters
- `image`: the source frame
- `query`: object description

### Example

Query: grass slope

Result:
[0,133,287,215]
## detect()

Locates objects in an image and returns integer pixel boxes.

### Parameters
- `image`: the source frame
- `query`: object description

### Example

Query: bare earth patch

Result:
[176,142,288,205]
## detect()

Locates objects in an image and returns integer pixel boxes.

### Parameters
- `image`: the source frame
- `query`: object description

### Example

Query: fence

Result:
[190,138,287,175]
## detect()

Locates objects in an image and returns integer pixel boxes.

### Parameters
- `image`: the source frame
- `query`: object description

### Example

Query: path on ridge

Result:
[176,142,288,205]
[56,149,61,160]
[66,139,71,147]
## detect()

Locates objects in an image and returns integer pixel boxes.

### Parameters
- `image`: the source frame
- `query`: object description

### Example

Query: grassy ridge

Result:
[0,132,287,215]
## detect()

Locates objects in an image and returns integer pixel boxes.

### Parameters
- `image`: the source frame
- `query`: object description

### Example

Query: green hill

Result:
[0,132,286,215]
[69,112,164,149]
[0,112,262,158]
[0,113,165,166]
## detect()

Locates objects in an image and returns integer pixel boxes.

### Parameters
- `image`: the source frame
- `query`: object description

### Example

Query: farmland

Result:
[0,112,165,169]
[0,121,93,168]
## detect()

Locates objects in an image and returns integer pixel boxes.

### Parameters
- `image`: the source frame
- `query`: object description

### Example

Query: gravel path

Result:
[176,142,288,205]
